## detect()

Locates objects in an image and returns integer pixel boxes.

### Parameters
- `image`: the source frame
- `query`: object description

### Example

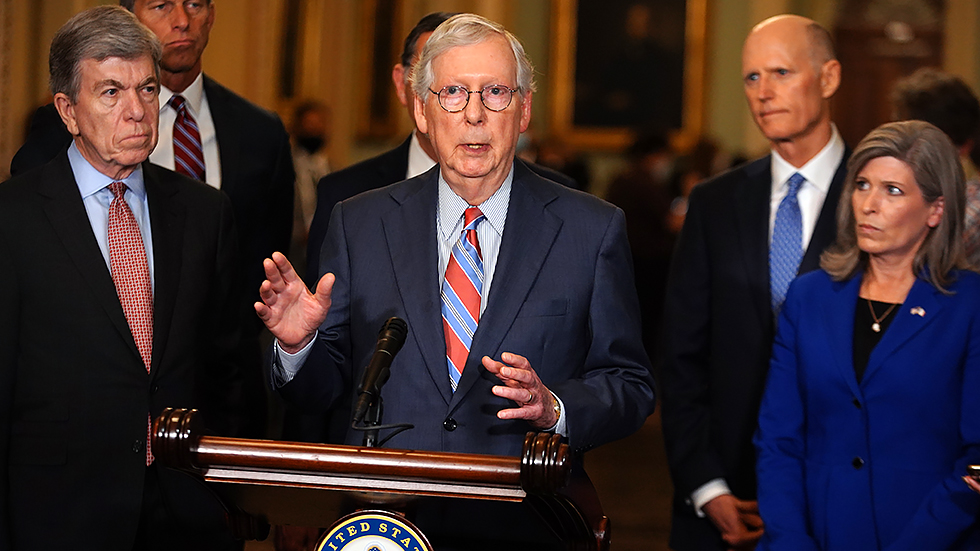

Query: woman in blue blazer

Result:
[755,120,980,550]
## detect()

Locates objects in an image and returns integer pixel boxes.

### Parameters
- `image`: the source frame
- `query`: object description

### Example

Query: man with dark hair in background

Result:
[12,0,296,438]
[892,67,980,267]
[0,6,246,549]
[259,13,654,547]
[292,12,578,447]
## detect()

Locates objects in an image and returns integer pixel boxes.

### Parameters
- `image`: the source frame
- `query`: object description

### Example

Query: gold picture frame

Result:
[549,0,707,151]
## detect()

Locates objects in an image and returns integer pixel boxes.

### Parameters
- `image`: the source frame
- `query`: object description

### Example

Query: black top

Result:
[852,298,901,383]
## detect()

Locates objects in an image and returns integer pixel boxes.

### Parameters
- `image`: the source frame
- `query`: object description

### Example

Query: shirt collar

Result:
[68,141,146,200]
[438,163,513,241]
[159,72,205,116]
[770,124,845,194]
[407,131,437,179]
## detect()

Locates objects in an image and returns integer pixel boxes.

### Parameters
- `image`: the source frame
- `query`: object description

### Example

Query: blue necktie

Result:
[770,173,805,313]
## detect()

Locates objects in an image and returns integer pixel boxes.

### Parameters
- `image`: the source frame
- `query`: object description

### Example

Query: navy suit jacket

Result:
[305,135,579,283]
[0,152,249,550]
[280,160,655,456]
[756,270,980,551]
[661,152,848,550]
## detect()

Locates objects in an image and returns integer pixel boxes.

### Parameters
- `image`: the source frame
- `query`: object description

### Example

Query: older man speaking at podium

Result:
[257,13,654,464]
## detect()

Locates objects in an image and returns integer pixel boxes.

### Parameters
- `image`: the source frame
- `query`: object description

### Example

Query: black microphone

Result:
[352,317,408,424]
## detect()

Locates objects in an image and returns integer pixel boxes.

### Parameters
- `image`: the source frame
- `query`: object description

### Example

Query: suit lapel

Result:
[735,157,775,330]
[450,163,562,408]
[379,136,412,183]
[143,163,185,378]
[381,170,451,405]
[801,149,849,272]
[862,278,941,385]
[38,152,142,363]
[825,275,862,396]
[202,76,237,194]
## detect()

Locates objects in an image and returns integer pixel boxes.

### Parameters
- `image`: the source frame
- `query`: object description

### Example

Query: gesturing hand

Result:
[254,251,334,353]
[483,352,558,429]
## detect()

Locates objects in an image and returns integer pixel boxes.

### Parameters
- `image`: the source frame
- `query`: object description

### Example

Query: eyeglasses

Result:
[428,84,518,113]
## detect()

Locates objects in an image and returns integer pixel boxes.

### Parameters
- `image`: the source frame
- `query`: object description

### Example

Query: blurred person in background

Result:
[892,67,980,268]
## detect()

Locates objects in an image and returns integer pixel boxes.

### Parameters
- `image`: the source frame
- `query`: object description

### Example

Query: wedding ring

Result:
[525,390,534,404]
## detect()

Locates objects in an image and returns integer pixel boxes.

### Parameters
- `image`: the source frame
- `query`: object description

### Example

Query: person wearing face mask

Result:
[289,100,331,275]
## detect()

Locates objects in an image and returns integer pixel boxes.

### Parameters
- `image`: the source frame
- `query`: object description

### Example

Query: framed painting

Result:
[549,0,707,150]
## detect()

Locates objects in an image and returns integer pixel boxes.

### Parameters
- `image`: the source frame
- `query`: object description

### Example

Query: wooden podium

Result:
[152,408,610,550]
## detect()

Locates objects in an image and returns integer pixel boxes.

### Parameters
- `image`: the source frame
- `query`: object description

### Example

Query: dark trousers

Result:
[133,464,242,551]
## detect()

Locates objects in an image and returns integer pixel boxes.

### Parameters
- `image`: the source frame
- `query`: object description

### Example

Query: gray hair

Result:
[49,5,162,102]
[410,13,536,100]
[821,120,970,292]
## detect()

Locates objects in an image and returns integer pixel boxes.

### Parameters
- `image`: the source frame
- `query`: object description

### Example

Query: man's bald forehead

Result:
[745,14,835,67]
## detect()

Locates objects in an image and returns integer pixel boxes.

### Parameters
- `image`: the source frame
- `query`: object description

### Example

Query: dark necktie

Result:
[442,207,485,392]
[107,182,154,465]
[169,95,206,181]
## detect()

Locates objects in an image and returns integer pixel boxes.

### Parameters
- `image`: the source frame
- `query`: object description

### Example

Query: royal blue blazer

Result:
[755,269,980,551]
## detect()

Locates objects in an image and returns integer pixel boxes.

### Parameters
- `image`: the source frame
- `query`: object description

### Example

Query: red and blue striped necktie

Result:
[442,207,485,392]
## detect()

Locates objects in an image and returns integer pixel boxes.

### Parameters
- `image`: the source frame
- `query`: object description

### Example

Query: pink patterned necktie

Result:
[169,95,206,181]
[107,182,154,465]
[442,207,485,392]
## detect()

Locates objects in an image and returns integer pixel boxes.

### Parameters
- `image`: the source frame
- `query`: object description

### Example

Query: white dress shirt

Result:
[768,125,846,246]
[152,73,222,189]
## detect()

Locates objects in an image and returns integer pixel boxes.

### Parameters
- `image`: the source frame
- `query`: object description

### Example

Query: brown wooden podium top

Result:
[152,408,609,550]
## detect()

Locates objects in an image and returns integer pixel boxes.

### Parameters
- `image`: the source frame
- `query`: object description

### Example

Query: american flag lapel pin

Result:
[910,307,926,317]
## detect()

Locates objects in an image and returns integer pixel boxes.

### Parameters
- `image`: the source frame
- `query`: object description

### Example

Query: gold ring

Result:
[526,390,533,404]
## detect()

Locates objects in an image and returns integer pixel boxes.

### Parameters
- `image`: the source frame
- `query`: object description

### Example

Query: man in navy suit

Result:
[257,11,654,462]
[258,15,653,546]
[661,14,849,551]
[291,12,578,447]
[305,12,577,285]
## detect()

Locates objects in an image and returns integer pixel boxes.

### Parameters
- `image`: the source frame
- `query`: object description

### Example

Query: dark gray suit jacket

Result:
[0,152,250,550]
[11,76,295,321]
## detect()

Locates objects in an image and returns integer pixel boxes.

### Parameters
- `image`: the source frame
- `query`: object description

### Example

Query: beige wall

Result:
[4,0,980,181]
